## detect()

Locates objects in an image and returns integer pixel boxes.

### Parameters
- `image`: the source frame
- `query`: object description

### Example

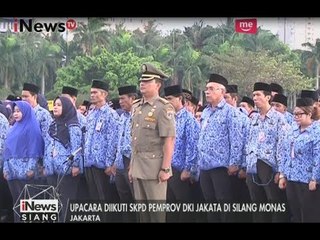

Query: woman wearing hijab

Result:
[3,101,44,222]
[44,96,82,222]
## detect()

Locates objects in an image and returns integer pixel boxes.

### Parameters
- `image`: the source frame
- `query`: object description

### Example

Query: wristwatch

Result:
[161,167,171,173]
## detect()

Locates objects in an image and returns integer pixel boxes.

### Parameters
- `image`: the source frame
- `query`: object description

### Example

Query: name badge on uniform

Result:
[52,148,58,158]
[96,121,103,131]
[290,142,295,158]
[258,132,266,142]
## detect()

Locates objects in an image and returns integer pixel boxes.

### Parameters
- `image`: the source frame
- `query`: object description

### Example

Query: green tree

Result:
[301,39,320,89]
[132,20,162,57]
[0,35,20,89]
[55,48,159,98]
[211,47,311,98]
[73,18,110,56]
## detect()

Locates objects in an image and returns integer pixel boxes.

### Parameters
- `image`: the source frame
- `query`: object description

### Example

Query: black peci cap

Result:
[270,83,284,94]
[6,95,16,101]
[226,85,238,94]
[240,96,254,108]
[253,82,271,92]
[118,85,137,95]
[91,79,109,91]
[164,85,182,97]
[208,73,228,88]
[272,94,287,107]
[23,83,39,94]
[82,100,90,107]
[62,86,78,97]
[296,98,314,107]
[300,90,319,102]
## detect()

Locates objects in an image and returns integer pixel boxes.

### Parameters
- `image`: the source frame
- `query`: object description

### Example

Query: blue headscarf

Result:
[49,96,79,148]
[4,101,44,160]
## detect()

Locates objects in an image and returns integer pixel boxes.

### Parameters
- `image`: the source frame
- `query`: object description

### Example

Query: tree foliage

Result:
[0,18,314,102]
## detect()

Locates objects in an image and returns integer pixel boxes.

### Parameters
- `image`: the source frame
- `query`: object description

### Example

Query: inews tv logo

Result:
[20,199,58,213]
[0,18,77,33]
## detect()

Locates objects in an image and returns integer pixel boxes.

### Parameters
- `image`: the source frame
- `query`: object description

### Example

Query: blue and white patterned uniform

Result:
[44,125,82,176]
[3,157,38,180]
[172,108,199,172]
[84,104,120,169]
[115,111,131,170]
[245,108,290,174]
[284,111,294,125]
[34,104,53,141]
[281,122,320,183]
[236,108,251,170]
[198,99,243,170]
[0,113,9,169]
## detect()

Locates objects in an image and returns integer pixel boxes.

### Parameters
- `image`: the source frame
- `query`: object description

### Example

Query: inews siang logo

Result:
[2,18,77,32]
[20,199,59,222]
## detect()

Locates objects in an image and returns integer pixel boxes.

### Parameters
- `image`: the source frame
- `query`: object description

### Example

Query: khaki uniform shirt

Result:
[131,96,176,179]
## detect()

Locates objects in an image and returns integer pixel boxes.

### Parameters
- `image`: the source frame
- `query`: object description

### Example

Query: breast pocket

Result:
[142,121,157,137]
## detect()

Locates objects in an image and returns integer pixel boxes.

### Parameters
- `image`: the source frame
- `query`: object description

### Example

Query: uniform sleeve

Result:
[69,125,83,168]
[276,116,290,172]
[184,117,200,171]
[0,118,9,169]
[312,132,320,181]
[105,112,120,167]
[241,116,250,169]
[158,103,176,137]
[228,110,244,166]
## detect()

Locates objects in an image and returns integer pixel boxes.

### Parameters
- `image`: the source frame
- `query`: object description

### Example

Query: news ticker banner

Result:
[17,199,288,222]
[65,201,287,222]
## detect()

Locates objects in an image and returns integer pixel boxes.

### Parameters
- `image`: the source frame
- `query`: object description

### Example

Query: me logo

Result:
[1,18,77,33]
[20,199,58,213]
[235,18,257,34]
[20,199,59,222]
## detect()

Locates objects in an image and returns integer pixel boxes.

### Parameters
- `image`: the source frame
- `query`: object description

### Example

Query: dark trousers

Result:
[52,174,80,222]
[230,175,252,222]
[189,180,207,222]
[200,167,234,222]
[246,159,289,222]
[0,172,13,222]
[115,156,136,222]
[286,181,320,222]
[76,174,90,200]
[85,166,120,222]
[167,168,193,222]
[7,179,33,222]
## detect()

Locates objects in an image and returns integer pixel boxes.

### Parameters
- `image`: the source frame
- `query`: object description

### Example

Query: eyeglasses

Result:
[293,112,306,118]
[205,87,222,92]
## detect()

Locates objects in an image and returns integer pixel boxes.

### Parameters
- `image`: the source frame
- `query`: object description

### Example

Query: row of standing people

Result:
[1,63,320,222]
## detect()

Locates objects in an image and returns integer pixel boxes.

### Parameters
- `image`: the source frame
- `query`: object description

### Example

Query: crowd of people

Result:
[0,63,320,223]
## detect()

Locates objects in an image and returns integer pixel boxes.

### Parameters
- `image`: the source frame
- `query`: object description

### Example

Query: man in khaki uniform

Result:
[129,63,176,222]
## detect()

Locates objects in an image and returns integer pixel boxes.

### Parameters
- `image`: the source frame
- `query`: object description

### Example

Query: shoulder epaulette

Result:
[158,97,169,104]
[132,99,142,105]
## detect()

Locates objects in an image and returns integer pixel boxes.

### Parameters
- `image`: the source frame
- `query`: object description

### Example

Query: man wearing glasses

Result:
[198,74,243,222]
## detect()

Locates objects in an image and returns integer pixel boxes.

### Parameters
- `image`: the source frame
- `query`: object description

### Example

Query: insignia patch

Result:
[166,110,174,119]
[141,64,147,73]
[144,117,156,122]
